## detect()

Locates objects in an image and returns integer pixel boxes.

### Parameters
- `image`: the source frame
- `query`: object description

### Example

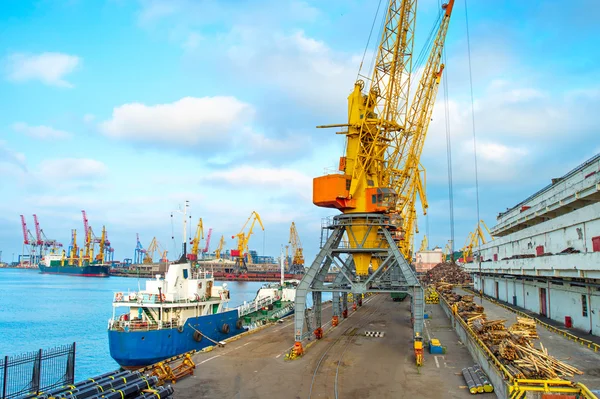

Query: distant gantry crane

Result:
[462,220,493,262]
[232,211,264,273]
[288,222,305,274]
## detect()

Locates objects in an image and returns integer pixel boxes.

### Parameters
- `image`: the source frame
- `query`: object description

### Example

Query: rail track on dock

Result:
[307,295,383,399]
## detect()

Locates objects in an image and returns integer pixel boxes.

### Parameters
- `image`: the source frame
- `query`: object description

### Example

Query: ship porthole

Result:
[168,334,171,338]
[141,336,145,340]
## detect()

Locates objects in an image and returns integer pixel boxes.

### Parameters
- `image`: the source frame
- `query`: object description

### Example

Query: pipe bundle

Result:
[34,370,175,399]
[462,365,493,395]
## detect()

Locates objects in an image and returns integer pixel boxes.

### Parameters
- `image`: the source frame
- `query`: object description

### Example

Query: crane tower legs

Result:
[293,213,424,344]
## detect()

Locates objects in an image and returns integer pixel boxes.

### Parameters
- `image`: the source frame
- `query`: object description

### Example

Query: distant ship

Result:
[38,253,109,277]
[107,261,296,368]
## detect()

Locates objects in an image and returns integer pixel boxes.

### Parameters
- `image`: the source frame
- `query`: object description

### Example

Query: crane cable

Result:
[437,0,455,261]
[464,0,482,303]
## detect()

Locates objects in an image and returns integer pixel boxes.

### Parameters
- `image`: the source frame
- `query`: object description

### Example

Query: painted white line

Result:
[423,320,432,342]
[434,356,440,368]
[243,342,251,346]
[275,353,282,359]
[198,355,221,365]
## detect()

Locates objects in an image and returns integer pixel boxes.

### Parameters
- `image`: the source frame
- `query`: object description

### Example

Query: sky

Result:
[0,0,598,264]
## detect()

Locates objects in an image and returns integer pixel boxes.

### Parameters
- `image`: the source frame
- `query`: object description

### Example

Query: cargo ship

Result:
[107,260,295,368]
[38,253,109,277]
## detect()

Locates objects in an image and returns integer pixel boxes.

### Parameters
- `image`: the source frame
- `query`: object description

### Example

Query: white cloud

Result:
[203,165,312,194]
[38,158,107,180]
[0,141,26,171]
[4,52,81,88]
[99,96,254,145]
[83,114,96,123]
[12,122,72,140]
[182,32,203,51]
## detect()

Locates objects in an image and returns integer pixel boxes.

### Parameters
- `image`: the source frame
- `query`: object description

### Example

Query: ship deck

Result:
[175,294,477,398]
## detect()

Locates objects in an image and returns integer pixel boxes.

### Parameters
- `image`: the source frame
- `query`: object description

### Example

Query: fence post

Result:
[2,355,8,399]
[66,343,76,384]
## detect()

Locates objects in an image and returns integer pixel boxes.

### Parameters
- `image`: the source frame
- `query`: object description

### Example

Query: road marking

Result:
[434,356,440,368]
[198,355,221,365]
[243,342,251,346]
[275,353,282,359]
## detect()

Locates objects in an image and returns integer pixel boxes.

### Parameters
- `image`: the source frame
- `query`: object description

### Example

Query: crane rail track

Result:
[308,295,383,399]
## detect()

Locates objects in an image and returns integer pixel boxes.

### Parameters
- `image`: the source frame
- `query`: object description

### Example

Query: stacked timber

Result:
[421,262,472,285]
[438,289,583,380]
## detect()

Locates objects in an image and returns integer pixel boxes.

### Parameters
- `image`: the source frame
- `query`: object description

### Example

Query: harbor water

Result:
[0,268,268,380]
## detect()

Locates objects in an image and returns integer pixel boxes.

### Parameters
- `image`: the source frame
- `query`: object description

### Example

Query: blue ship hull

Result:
[108,309,245,368]
[38,264,109,277]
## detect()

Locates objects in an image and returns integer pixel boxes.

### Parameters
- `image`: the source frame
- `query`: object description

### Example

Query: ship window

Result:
[183,269,189,279]
[582,295,588,317]
[141,336,145,340]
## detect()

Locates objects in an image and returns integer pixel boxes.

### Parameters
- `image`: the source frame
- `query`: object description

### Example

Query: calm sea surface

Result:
[0,268,267,381]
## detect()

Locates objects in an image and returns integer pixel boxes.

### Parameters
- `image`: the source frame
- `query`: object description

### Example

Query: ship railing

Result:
[113,291,222,305]
[108,318,179,331]
[237,294,281,317]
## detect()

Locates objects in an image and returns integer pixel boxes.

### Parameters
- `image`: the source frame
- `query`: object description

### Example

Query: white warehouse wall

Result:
[473,275,600,335]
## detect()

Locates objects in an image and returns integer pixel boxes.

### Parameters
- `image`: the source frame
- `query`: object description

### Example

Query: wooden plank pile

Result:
[437,289,583,380]
[421,262,472,285]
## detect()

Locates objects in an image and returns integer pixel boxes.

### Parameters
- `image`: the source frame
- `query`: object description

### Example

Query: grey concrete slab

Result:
[174,294,480,398]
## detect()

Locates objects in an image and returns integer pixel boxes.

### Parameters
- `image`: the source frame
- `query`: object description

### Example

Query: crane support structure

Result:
[294,0,455,352]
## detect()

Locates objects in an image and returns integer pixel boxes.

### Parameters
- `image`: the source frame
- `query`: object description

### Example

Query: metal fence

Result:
[1,343,75,399]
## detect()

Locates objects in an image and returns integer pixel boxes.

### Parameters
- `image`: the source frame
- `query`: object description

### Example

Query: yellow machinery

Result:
[293,0,456,365]
[215,235,225,260]
[187,218,204,262]
[232,211,264,272]
[289,222,304,273]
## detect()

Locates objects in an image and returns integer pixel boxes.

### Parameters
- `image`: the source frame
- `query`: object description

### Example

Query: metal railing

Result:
[108,319,178,332]
[509,379,598,399]
[1,343,75,399]
[462,287,600,354]
[237,294,280,318]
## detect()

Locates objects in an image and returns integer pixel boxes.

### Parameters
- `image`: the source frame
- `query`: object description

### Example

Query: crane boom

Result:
[392,0,454,257]
[33,214,43,245]
[20,215,29,245]
[187,218,204,261]
[203,228,212,253]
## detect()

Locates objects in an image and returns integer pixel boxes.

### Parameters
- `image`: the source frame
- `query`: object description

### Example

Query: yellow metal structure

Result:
[418,235,428,252]
[462,220,493,260]
[215,235,225,260]
[233,211,264,270]
[188,218,204,261]
[289,222,304,269]
[96,226,106,263]
[312,0,454,274]
[144,237,166,264]
[69,229,78,265]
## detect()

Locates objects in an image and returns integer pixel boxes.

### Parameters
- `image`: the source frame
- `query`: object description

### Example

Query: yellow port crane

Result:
[215,235,226,260]
[289,222,304,273]
[294,0,456,361]
[144,237,167,264]
[232,211,264,273]
[462,220,493,261]
[419,235,428,252]
[187,218,204,262]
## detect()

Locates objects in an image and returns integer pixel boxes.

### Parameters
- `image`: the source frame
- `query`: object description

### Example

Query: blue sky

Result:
[1,0,598,264]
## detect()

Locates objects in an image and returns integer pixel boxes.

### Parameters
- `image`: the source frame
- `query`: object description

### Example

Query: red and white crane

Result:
[202,228,213,254]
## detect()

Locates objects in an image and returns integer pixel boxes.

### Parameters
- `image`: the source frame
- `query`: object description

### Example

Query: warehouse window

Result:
[582,295,588,317]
